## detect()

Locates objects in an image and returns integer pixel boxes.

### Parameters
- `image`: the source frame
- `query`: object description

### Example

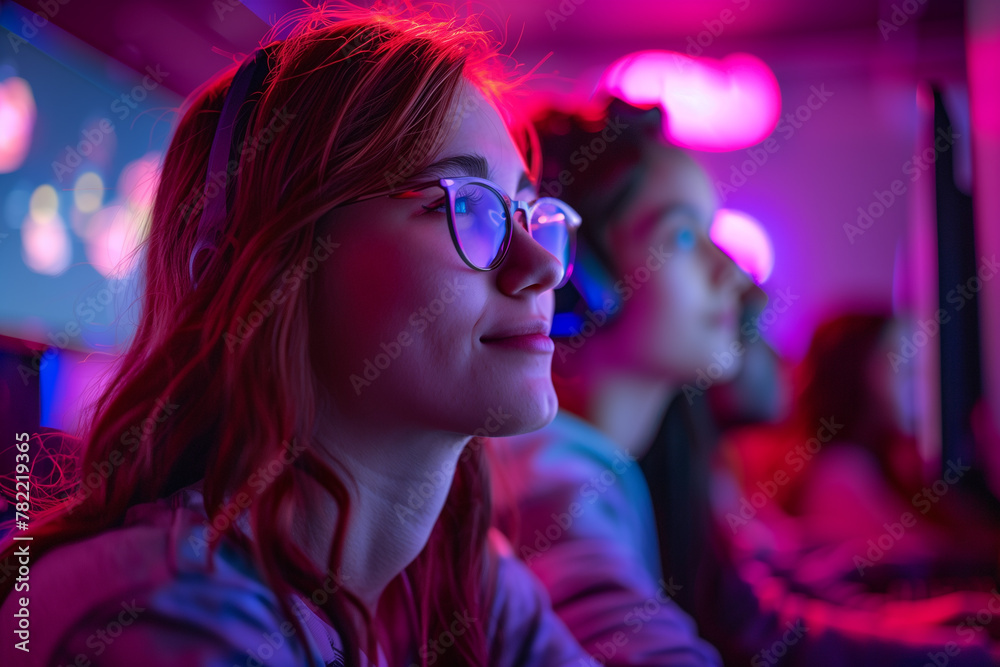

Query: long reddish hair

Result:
[0,5,533,666]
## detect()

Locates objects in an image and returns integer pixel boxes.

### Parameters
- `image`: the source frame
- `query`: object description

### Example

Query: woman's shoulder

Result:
[483,529,591,667]
[0,495,331,667]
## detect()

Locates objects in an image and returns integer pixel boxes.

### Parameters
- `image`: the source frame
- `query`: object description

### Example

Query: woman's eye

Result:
[421,197,448,214]
[420,189,484,215]
[673,226,697,251]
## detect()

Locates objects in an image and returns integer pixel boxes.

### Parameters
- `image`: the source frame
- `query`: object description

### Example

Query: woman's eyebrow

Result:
[633,203,706,237]
[661,203,706,224]
[412,154,490,181]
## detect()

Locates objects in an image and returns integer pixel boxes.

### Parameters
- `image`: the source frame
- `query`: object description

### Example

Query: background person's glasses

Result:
[342,177,582,289]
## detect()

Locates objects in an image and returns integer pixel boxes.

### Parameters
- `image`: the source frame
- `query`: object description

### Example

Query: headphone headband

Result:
[189,47,274,289]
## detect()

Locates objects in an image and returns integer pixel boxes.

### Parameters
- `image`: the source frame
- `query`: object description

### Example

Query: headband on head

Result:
[189,46,275,290]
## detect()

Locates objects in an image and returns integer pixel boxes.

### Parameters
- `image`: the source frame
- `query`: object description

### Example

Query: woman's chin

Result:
[496,383,559,437]
[519,380,559,433]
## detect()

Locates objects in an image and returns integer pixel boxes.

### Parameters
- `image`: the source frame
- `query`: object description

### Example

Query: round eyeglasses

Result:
[342,177,582,289]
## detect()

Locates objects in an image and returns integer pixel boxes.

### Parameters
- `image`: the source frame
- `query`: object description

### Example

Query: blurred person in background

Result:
[724,313,1000,588]
[489,94,1000,665]
[712,311,1000,664]
[488,97,752,666]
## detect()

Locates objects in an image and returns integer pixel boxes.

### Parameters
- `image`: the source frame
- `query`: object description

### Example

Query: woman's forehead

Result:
[642,150,717,224]
[434,84,528,191]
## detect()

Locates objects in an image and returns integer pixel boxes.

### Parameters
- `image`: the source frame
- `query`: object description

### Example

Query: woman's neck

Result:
[292,412,468,617]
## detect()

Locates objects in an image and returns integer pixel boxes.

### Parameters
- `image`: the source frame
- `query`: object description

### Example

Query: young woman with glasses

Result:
[0,6,583,667]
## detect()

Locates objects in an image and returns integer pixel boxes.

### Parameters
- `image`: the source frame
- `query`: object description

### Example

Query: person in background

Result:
[707,311,1000,664]
[732,313,1000,589]
[489,97,752,666]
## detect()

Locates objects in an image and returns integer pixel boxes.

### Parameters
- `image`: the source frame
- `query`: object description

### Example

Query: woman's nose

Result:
[706,236,753,294]
[495,209,563,295]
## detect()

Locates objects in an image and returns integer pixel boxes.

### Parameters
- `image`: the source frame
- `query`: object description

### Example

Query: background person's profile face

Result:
[605,149,749,383]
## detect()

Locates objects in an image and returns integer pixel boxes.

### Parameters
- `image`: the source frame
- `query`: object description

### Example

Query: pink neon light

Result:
[117,152,161,209]
[0,77,36,173]
[22,214,71,275]
[711,208,774,283]
[602,51,781,152]
[86,203,146,279]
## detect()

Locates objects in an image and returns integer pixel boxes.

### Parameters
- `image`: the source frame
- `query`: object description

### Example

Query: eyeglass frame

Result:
[336,176,582,289]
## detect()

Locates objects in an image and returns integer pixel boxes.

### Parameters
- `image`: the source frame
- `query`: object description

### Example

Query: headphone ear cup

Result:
[551,236,623,337]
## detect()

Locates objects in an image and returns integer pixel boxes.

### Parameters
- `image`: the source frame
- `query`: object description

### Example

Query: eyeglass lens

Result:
[527,200,571,277]
[450,183,572,277]
[452,183,507,269]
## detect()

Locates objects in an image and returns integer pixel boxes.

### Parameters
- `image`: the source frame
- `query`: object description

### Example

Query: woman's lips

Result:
[480,333,555,353]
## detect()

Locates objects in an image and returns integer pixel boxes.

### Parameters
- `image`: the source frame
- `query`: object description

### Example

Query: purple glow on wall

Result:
[711,208,774,284]
[601,50,781,152]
